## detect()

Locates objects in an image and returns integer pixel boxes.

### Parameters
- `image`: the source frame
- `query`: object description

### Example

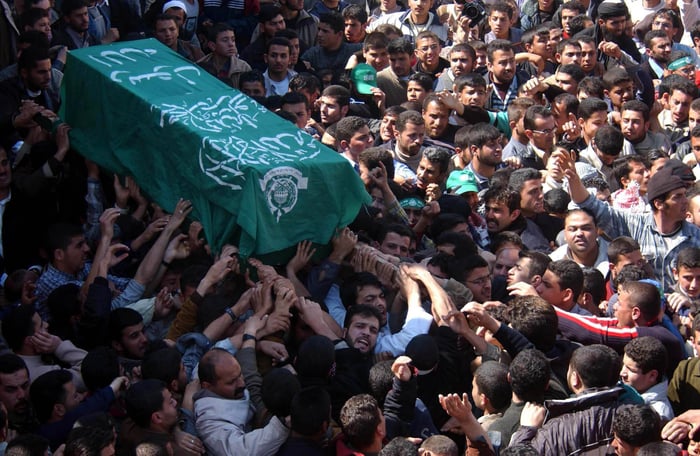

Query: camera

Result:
[461,0,486,27]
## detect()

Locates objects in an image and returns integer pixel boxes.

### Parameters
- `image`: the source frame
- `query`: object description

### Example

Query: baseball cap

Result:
[446,168,479,195]
[351,63,378,95]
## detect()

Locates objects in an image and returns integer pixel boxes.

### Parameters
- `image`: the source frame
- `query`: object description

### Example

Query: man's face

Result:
[416,157,443,189]
[262,14,285,38]
[652,15,677,41]
[677,266,700,299]
[689,109,700,131]
[493,248,519,278]
[282,102,309,129]
[660,187,689,224]
[620,109,647,143]
[527,34,552,59]
[320,96,347,125]
[407,81,429,103]
[395,121,425,156]
[614,288,635,327]
[345,125,373,158]
[157,389,180,429]
[407,0,431,17]
[528,115,556,152]
[164,7,185,27]
[119,323,148,359]
[667,89,693,124]
[405,207,422,227]
[558,45,581,65]
[284,0,304,11]
[535,269,566,307]
[619,354,657,394]
[579,41,597,73]
[647,36,672,64]
[60,235,90,274]
[475,49,487,68]
[692,136,700,167]
[317,22,342,50]
[288,38,300,65]
[61,380,85,415]
[600,15,626,38]
[485,199,517,233]
[380,113,398,142]
[0,149,11,191]
[475,137,503,167]
[22,58,52,92]
[458,84,488,108]
[579,110,608,141]
[561,8,578,35]
[66,6,89,32]
[487,49,515,84]
[389,52,412,77]
[344,18,365,43]
[240,81,265,97]
[519,179,544,216]
[344,314,380,353]
[564,211,597,257]
[549,28,563,47]
[611,250,645,280]
[379,232,410,257]
[363,46,389,71]
[450,50,473,77]
[624,160,650,194]
[207,30,236,58]
[607,81,635,110]
[612,433,637,456]
[488,11,510,38]
[154,19,178,48]
[28,16,52,41]
[687,195,700,228]
[423,102,449,138]
[211,354,246,400]
[356,285,387,326]
[465,266,492,303]
[508,257,533,285]
[0,369,30,414]
[265,44,290,74]
[415,37,441,68]
[555,71,577,94]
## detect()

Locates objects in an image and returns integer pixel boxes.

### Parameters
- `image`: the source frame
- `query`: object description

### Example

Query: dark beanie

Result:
[405,334,439,374]
[646,167,685,203]
[597,1,629,18]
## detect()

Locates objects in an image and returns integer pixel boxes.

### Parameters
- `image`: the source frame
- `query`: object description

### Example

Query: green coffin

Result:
[59,39,370,261]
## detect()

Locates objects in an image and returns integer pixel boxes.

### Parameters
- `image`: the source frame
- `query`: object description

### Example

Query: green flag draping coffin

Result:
[59,39,370,260]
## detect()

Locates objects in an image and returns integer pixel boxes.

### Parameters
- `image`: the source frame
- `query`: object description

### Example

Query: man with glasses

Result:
[650,9,699,66]
[522,105,556,170]
[412,31,448,79]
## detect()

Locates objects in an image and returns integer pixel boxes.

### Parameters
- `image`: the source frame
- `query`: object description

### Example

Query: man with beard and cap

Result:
[194,314,289,455]
[575,0,641,64]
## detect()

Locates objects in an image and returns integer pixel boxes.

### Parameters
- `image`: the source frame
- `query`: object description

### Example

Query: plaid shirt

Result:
[578,194,700,292]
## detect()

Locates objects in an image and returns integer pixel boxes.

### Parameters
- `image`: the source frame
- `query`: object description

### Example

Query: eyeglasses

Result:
[466,274,491,286]
[531,128,556,135]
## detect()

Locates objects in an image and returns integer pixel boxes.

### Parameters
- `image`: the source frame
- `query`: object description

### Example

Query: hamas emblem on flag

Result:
[260,167,308,222]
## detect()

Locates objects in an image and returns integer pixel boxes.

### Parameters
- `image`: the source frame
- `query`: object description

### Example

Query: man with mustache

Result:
[194,315,289,455]
[550,209,610,278]
[0,354,34,434]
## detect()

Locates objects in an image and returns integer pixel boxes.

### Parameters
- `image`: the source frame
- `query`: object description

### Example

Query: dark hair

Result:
[436,231,478,257]
[556,38,581,56]
[621,99,650,121]
[486,39,513,61]
[46,223,84,261]
[322,84,351,107]
[602,67,633,89]
[207,22,234,41]
[81,347,121,391]
[142,347,182,386]
[613,404,661,447]
[2,304,37,352]
[340,394,382,449]
[258,3,282,22]
[343,4,368,23]
[289,72,321,93]
[667,75,699,98]
[484,185,521,213]
[65,425,115,456]
[422,147,451,174]
[344,304,382,329]
[522,26,550,46]
[474,361,511,411]
[396,110,424,132]
[519,251,552,278]
[319,12,344,33]
[677,246,700,270]
[20,7,49,29]
[374,221,414,245]
[363,31,389,51]
[5,434,49,456]
[281,91,310,110]
[558,63,585,82]
[561,0,585,13]
[466,123,502,149]
[508,296,558,352]
[544,188,570,214]
[501,444,541,456]
[266,36,292,54]
[61,0,87,16]
[108,307,143,343]
[359,147,395,179]
[488,2,513,18]
[379,437,419,456]
[335,116,368,143]
[368,360,394,404]
[624,336,667,379]
[594,125,624,157]
[340,272,383,309]
[547,259,584,302]
[450,42,476,60]
[262,368,301,417]
[490,231,524,253]
[0,354,27,376]
[509,349,550,403]
[508,168,541,193]
[644,29,669,49]
[447,254,488,284]
[637,441,683,456]
[577,97,608,120]
[454,73,487,93]
[578,76,606,99]
[387,37,413,55]
[408,72,434,91]
[608,236,641,264]
[420,436,458,456]
[30,369,73,423]
[124,379,167,428]
[523,105,553,132]
[17,29,49,48]
[295,335,335,380]
[239,69,265,86]
[570,344,621,388]
[507,97,536,123]
[618,281,662,322]
[581,267,606,307]
[613,264,650,289]
[290,387,331,436]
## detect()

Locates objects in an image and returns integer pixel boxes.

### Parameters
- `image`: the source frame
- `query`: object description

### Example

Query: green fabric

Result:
[59,40,369,261]
[487,110,512,138]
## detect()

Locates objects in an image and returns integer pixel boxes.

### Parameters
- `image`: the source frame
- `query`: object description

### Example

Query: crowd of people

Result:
[6,0,700,453]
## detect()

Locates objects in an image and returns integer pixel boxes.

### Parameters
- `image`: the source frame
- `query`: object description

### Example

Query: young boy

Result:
[471,361,511,430]
[197,23,251,89]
